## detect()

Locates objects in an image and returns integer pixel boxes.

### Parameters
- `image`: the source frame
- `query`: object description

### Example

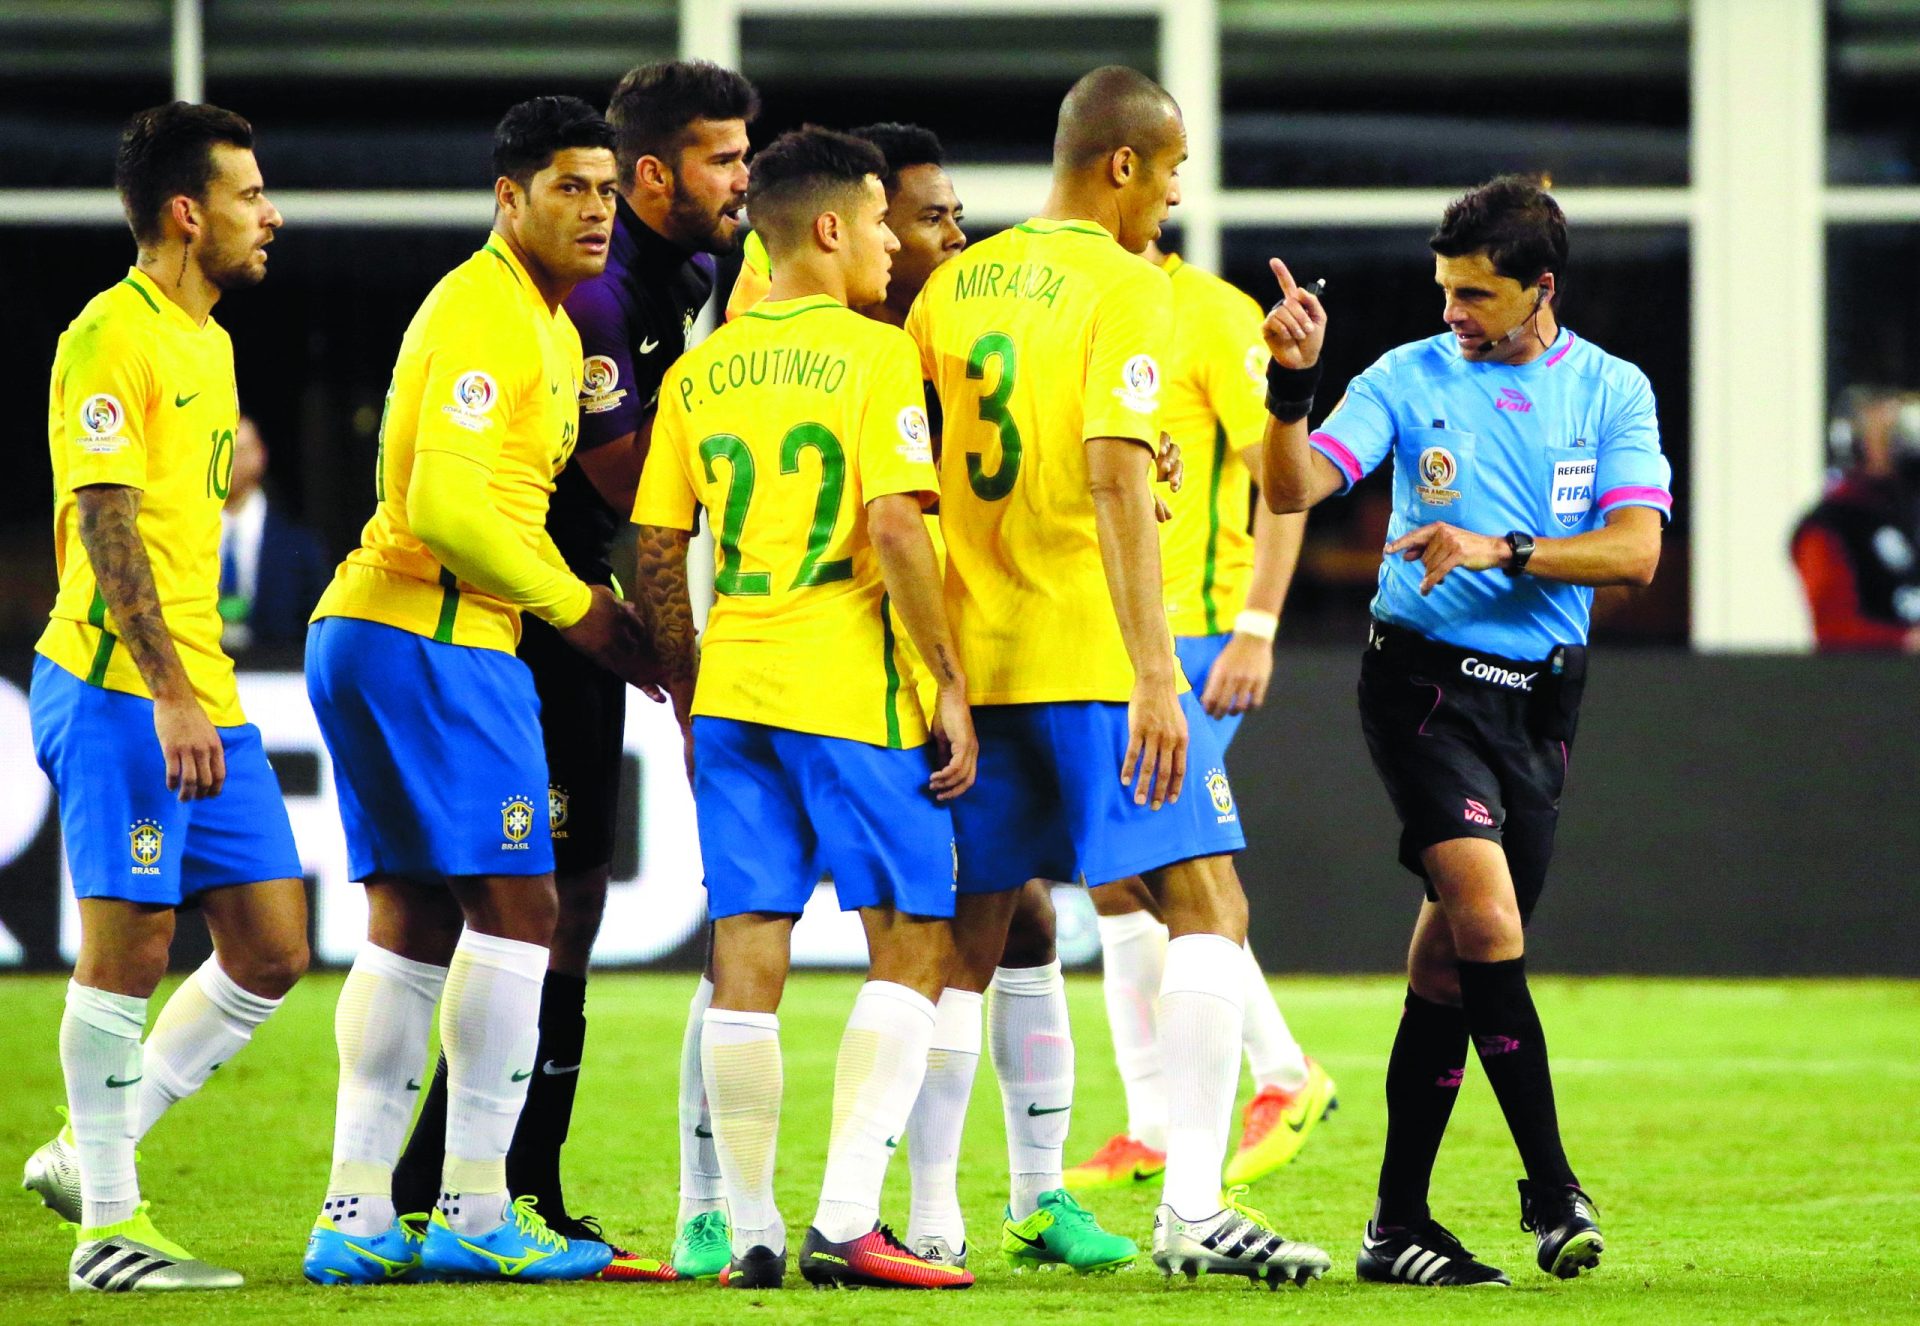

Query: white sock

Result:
[814,981,938,1242]
[61,981,146,1228]
[1160,933,1247,1220]
[438,929,547,1234]
[989,961,1073,1218]
[1240,940,1310,1093]
[325,944,446,1236]
[907,987,982,1250]
[134,956,282,1140]
[678,975,726,1226]
[1095,909,1169,1149]
[701,1008,785,1255]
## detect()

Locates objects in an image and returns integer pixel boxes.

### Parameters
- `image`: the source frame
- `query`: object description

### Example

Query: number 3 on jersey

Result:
[966,330,1021,500]
[699,424,853,597]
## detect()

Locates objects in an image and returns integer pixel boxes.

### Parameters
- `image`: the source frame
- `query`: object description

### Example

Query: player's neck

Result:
[1036,183,1120,240]
[491,225,568,314]
[766,253,849,308]
[1494,310,1563,367]
[136,246,218,325]
[855,297,907,328]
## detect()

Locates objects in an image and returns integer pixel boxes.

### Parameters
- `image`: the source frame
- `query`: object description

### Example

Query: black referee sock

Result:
[504,971,589,1212]
[390,1052,450,1217]
[1375,988,1470,1229]
[1457,956,1578,1190]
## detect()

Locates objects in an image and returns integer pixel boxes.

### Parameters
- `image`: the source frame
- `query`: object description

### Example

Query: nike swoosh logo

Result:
[885,1136,899,1149]
[694,1125,713,1139]
[105,1074,142,1088]
[549,381,560,394]
[173,391,200,408]
[1026,1103,1070,1116]
[406,1078,422,1091]
[1006,1229,1048,1250]
[510,1068,533,1082]
[541,1060,580,1076]
[639,338,660,354]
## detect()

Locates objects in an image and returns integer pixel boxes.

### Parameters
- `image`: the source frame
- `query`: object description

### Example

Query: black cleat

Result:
[1518,1181,1604,1279]
[719,1244,787,1289]
[1356,1218,1511,1287]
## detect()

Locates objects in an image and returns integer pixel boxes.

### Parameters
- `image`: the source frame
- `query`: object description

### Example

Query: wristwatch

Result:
[1504,530,1536,576]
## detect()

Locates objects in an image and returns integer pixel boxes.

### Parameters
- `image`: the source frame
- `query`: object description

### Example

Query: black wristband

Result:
[1265,357,1323,424]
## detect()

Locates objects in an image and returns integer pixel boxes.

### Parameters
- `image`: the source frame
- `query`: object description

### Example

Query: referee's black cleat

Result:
[718,1244,787,1289]
[1518,1180,1604,1279]
[1356,1218,1511,1287]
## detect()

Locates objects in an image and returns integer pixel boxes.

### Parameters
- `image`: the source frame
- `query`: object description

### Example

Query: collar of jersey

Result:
[120,267,206,332]
[741,293,842,321]
[1016,216,1114,240]
[480,238,552,317]
[1161,253,1185,278]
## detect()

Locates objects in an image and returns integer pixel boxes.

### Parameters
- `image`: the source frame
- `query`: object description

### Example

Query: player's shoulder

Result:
[418,247,540,343]
[1169,259,1260,318]
[56,279,164,372]
[1558,331,1653,394]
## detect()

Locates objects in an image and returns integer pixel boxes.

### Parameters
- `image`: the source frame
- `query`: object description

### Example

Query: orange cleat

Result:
[1224,1059,1338,1186]
[1062,1133,1167,1192]
[799,1224,974,1290]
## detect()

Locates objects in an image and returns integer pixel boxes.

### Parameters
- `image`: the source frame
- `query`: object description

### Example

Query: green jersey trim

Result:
[117,277,161,315]
[432,567,460,643]
[1200,423,1227,635]
[879,594,903,750]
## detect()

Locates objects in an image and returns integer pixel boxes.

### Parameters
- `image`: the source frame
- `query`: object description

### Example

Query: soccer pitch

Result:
[0,972,1914,1323]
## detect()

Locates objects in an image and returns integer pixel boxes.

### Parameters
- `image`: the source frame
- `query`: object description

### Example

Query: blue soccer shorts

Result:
[29,654,303,906]
[951,694,1246,895]
[306,616,553,882]
[693,716,957,920]
[1175,633,1249,750]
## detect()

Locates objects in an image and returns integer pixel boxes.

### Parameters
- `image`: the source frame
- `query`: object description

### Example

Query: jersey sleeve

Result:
[856,330,941,506]
[903,287,938,383]
[411,298,536,471]
[1204,289,1272,456]
[1310,352,1398,493]
[58,313,157,492]
[1594,367,1674,523]
[631,385,699,531]
[1081,262,1172,447]
[564,276,641,453]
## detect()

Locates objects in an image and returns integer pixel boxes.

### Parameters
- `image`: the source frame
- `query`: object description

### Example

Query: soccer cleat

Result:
[1356,1217,1511,1287]
[303,1213,427,1285]
[1223,1059,1339,1186]
[545,1211,680,1282]
[1151,1186,1331,1288]
[673,1208,733,1278]
[418,1195,613,1282]
[1001,1188,1137,1274]
[23,1115,83,1224]
[1518,1180,1604,1279]
[718,1244,786,1289]
[910,1234,967,1269]
[1063,1133,1167,1191]
[69,1204,242,1292]
[799,1223,974,1289]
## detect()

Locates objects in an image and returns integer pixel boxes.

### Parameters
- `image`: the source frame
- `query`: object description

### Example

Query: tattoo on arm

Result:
[634,524,697,710]
[75,484,192,700]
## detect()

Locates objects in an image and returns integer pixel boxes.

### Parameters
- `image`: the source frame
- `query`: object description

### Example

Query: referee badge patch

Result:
[1416,446,1462,507]
[1551,458,1597,529]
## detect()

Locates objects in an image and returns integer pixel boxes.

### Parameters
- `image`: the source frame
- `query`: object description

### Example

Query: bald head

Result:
[1052,66,1181,175]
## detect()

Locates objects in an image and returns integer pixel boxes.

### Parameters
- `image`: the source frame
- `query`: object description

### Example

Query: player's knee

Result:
[1446,901,1525,963]
[231,936,310,999]
[1001,886,1057,967]
[1407,952,1462,1005]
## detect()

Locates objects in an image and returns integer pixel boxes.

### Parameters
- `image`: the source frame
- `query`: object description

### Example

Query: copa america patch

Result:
[1551,458,1597,529]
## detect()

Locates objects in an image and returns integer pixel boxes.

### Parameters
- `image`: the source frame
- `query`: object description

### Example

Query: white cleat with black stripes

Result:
[69,1235,243,1293]
[1355,1218,1512,1287]
[22,1128,83,1224]
[1151,1196,1332,1289]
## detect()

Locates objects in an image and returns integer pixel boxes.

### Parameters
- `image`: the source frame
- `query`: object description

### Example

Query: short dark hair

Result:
[607,60,759,183]
[849,122,944,196]
[115,102,255,246]
[746,126,888,254]
[492,96,615,190]
[1429,175,1568,288]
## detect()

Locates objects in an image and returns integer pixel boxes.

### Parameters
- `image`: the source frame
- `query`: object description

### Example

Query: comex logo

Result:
[1460,656,1537,691]
[130,819,164,874]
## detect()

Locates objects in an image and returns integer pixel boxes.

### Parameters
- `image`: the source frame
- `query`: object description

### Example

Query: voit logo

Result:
[129,818,164,875]
[501,796,536,849]
[1204,767,1238,824]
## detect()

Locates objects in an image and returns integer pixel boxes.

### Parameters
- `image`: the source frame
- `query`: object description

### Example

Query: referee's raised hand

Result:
[1263,257,1327,370]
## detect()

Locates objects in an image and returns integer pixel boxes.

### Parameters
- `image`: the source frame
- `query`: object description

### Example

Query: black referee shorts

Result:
[519,609,626,878]
[1356,620,1586,924]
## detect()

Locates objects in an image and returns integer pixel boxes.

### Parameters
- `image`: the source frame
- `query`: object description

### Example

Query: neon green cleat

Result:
[672,1208,732,1279]
[1223,1059,1338,1187]
[1000,1189,1137,1274]
[70,1203,243,1292]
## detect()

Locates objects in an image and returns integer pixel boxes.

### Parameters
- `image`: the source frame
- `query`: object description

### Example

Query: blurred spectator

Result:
[218,415,329,652]
[1791,386,1920,652]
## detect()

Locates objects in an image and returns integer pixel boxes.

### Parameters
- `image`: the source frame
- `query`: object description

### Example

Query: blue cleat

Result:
[419,1196,613,1282]
[303,1214,426,1285]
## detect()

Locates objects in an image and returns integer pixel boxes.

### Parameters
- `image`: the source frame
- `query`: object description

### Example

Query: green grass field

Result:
[1,972,1915,1323]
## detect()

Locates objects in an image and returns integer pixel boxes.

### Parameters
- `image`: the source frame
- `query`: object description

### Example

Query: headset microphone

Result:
[1493,284,1549,346]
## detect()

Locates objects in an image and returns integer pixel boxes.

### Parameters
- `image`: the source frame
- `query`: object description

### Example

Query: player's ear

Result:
[815,209,841,253]
[167,193,198,241]
[1111,146,1135,189]
[635,153,671,199]
[494,175,520,216]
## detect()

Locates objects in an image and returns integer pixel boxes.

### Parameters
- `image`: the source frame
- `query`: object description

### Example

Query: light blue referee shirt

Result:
[1310,328,1673,659]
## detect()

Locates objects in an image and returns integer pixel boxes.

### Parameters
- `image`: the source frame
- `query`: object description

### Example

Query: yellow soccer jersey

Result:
[724,230,773,322]
[1157,255,1271,638]
[634,295,939,748]
[38,268,246,726]
[313,239,583,652]
[907,217,1176,704]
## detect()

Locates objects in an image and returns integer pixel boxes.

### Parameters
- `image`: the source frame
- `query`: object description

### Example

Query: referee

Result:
[1257,176,1671,1287]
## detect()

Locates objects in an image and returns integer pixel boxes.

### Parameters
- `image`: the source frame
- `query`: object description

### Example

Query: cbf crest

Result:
[501,796,536,850]
[130,819,164,875]
[548,785,570,839]
[1551,457,1597,529]
[1204,768,1238,825]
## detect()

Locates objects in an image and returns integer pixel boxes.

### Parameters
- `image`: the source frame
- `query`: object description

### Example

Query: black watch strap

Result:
[1504,530,1536,575]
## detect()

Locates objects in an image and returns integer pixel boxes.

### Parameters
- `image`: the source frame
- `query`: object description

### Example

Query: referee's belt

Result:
[1366,619,1570,695]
